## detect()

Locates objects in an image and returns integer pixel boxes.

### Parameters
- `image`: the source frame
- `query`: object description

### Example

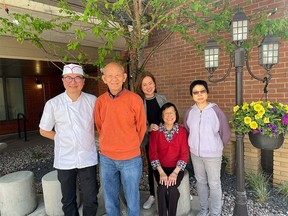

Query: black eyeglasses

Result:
[192,90,207,95]
[63,76,84,83]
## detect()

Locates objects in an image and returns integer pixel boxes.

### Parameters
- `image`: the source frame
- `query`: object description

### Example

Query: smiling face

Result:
[192,84,208,105]
[141,76,156,98]
[102,62,127,95]
[162,106,177,127]
[62,73,85,95]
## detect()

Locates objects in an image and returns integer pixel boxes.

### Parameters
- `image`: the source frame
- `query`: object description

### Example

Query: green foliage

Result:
[246,171,270,203]
[31,150,44,161]
[231,101,288,137]
[276,182,288,198]
[222,155,229,166]
[0,0,288,84]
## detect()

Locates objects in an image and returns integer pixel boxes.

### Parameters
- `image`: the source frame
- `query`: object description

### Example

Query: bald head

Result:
[103,62,125,75]
[102,62,127,95]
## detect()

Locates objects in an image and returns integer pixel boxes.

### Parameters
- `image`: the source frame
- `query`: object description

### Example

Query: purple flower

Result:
[272,107,277,112]
[282,113,288,125]
[259,128,264,134]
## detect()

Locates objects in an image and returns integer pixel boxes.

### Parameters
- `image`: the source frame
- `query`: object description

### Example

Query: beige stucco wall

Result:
[0,36,99,63]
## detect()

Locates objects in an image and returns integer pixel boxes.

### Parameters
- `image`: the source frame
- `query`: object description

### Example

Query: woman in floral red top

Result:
[149,102,189,216]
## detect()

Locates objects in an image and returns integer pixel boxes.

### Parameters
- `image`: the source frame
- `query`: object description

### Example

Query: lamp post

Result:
[204,8,279,216]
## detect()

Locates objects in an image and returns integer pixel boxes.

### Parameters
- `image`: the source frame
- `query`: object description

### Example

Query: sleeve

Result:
[94,99,102,133]
[183,108,191,133]
[177,128,189,170]
[39,101,55,131]
[214,106,231,145]
[149,131,159,165]
[134,95,146,144]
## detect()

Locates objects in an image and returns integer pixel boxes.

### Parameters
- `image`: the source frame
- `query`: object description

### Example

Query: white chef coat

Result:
[39,91,98,169]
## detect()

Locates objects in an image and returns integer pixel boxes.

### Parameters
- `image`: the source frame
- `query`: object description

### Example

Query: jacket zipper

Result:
[198,110,202,157]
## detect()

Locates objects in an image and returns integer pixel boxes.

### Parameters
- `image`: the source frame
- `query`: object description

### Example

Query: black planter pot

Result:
[248,132,284,150]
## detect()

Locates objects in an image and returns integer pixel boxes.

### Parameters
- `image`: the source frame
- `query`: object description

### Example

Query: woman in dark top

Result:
[135,72,167,209]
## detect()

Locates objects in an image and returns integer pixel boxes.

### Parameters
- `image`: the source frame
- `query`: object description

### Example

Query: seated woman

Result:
[149,102,189,216]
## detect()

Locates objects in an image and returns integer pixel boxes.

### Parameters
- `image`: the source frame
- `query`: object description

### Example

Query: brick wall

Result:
[144,0,288,184]
[145,0,288,115]
[274,136,288,184]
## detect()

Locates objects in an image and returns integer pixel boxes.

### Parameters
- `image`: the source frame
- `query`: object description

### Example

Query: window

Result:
[0,77,25,121]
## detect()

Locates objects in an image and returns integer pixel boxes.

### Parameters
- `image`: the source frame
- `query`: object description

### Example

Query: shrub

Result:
[276,182,288,198]
[245,171,270,203]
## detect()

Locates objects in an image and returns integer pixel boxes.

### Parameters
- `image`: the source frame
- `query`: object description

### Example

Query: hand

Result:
[159,172,168,186]
[150,123,159,132]
[167,172,177,187]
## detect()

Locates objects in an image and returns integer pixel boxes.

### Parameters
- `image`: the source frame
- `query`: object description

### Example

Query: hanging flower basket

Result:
[248,132,284,150]
[231,101,288,150]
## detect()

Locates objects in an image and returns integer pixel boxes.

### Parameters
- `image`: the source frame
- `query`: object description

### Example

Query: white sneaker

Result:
[143,195,155,209]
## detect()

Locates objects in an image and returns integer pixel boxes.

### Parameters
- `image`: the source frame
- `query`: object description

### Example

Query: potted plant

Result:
[231,101,288,150]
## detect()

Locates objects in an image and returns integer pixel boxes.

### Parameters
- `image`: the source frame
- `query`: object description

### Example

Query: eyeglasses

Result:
[63,76,84,83]
[192,90,207,95]
[163,111,176,116]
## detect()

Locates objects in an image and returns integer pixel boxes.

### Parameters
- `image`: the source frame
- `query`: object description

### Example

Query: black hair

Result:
[160,102,180,124]
[134,71,157,100]
[189,80,209,96]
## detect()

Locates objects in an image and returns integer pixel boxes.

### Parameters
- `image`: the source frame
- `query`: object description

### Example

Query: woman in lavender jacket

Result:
[184,80,231,216]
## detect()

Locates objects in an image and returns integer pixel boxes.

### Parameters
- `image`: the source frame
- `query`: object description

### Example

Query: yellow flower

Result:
[254,104,264,112]
[258,108,265,116]
[244,117,251,124]
[267,102,273,109]
[249,121,258,129]
[255,114,263,119]
[233,105,240,113]
[264,117,270,123]
[242,103,249,110]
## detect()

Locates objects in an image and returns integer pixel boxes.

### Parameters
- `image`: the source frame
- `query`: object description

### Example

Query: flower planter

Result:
[248,132,284,150]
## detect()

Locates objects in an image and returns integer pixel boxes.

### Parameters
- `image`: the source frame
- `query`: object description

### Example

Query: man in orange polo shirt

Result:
[94,62,146,216]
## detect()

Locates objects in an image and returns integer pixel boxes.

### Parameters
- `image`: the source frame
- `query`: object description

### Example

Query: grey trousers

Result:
[191,153,222,216]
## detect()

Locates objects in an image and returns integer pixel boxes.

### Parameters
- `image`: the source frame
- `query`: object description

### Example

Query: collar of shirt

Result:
[64,91,82,102]
[108,85,125,99]
[159,123,179,142]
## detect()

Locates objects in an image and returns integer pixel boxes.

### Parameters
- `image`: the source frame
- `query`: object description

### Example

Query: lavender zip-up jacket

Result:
[184,103,231,157]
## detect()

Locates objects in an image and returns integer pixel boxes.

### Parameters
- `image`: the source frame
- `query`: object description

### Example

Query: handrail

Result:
[17,113,27,142]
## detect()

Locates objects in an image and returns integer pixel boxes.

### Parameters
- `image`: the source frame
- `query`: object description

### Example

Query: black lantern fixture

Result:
[258,35,280,70]
[231,9,249,45]
[204,8,280,216]
[35,78,46,103]
[204,39,219,74]
[35,78,43,89]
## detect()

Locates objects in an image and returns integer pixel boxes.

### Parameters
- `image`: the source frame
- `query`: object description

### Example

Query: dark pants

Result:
[57,165,99,216]
[145,143,155,196]
[154,167,184,216]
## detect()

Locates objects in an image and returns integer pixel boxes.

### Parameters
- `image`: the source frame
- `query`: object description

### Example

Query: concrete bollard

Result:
[154,169,192,216]
[42,170,80,216]
[0,142,7,152]
[0,171,37,216]
[176,170,192,215]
